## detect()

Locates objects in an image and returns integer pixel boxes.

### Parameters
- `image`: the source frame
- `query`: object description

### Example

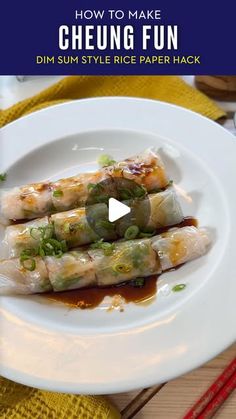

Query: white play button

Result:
[108,198,131,222]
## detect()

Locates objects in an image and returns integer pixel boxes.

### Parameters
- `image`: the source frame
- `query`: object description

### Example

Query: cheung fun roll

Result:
[3,190,183,258]
[0,226,210,295]
[0,148,169,223]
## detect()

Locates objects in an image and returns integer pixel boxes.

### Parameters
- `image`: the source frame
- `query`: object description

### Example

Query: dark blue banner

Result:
[0,0,235,75]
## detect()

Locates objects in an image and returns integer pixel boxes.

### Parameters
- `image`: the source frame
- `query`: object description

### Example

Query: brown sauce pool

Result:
[45,275,158,309]
[43,217,197,310]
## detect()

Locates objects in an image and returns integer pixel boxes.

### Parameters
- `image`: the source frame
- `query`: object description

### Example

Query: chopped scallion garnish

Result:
[95,220,115,231]
[90,239,104,249]
[30,225,54,241]
[118,188,133,200]
[87,183,104,193]
[118,185,147,200]
[113,263,132,273]
[90,239,115,256]
[172,284,186,292]
[95,195,109,204]
[63,222,70,234]
[30,227,42,240]
[0,173,7,182]
[124,225,139,240]
[101,242,115,256]
[132,278,145,287]
[133,185,146,198]
[98,154,116,168]
[53,189,63,198]
[139,229,156,238]
[20,224,67,264]
[20,255,36,271]
[20,248,37,258]
[59,240,67,253]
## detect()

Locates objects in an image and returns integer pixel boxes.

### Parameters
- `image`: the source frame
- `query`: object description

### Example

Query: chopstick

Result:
[121,383,166,419]
[198,371,236,418]
[183,357,236,419]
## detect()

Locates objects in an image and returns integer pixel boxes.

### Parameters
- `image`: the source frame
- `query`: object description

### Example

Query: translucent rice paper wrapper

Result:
[0,227,211,295]
[108,147,169,190]
[116,189,183,236]
[151,226,211,271]
[88,238,161,286]
[3,217,50,258]
[51,171,110,212]
[45,250,96,292]
[0,257,52,295]
[0,149,169,223]
[147,190,183,229]
[52,203,117,248]
[0,172,110,223]
[2,189,183,258]
[0,186,52,223]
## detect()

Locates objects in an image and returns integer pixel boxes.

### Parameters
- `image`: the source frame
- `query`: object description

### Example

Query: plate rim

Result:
[0,96,236,394]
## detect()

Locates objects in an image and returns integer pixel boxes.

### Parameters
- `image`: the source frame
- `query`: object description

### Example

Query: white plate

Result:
[0,97,235,394]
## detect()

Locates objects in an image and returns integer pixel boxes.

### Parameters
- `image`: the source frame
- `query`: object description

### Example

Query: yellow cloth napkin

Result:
[0,376,120,419]
[0,76,225,127]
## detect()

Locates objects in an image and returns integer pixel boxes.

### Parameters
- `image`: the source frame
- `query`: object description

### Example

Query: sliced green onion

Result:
[87,183,104,193]
[118,188,133,200]
[21,226,67,260]
[38,245,46,257]
[40,225,54,240]
[60,240,68,252]
[87,183,96,192]
[95,195,109,204]
[53,189,63,198]
[30,227,42,240]
[133,185,147,198]
[96,220,115,231]
[30,225,54,241]
[90,239,114,256]
[113,263,132,273]
[132,278,145,287]
[172,283,186,292]
[20,248,37,258]
[124,225,139,240]
[39,238,67,257]
[55,250,63,258]
[168,180,174,187]
[139,229,156,238]
[63,222,70,234]
[97,154,116,168]
[101,243,112,250]
[45,242,54,251]
[46,238,61,248]
[46,238,63,250]
[90,239,104,249]
[20,256,36,271]
[0,173,7,182]
[101,242,115,256]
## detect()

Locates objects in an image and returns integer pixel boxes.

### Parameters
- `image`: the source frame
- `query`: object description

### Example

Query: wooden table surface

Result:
[108,344,236,418]
[108,112,236,418]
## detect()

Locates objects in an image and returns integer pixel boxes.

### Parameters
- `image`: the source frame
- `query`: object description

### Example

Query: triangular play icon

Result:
[108,198,131,222]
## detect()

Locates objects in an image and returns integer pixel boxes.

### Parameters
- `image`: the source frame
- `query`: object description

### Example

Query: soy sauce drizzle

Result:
[44,217,198,309]
[45,276,158,310]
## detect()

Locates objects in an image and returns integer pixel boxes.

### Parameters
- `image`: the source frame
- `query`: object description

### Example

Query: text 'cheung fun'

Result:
[58,25,178,51]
